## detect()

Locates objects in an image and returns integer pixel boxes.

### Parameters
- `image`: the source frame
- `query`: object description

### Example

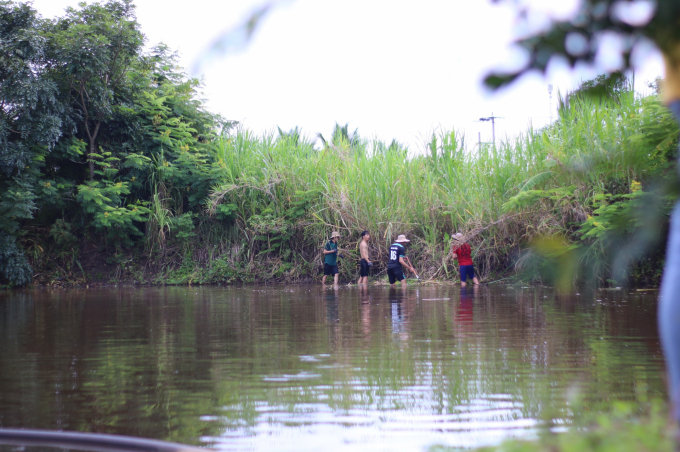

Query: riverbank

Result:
[3,2,678,289]
[6,19,678,289]
[22,79,677,289]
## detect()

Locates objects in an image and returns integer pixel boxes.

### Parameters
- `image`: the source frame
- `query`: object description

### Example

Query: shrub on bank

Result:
[430,401,675,452]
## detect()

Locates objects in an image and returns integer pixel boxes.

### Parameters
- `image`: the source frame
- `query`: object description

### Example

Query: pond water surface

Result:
[0,285,665,451]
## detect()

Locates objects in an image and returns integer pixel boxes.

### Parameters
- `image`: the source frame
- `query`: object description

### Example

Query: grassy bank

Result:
[19,78,679,288]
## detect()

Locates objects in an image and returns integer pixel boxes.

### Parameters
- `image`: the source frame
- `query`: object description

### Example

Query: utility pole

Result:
[479,113,503,148]
[478,132,481,151]
[548,84,553,123]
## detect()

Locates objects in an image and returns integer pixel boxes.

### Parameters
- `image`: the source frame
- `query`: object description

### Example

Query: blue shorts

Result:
[460,265,475,282]
[324,264,339,276]
[387,267,405,284]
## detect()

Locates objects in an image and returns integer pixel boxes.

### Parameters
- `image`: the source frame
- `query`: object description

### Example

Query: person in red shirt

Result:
[451,233,480,287]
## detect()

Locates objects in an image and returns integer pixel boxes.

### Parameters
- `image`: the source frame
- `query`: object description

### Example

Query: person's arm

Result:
[404,256,418,276]
[399,256,416,274]
[451,247,459,266]
[322,244,337,255]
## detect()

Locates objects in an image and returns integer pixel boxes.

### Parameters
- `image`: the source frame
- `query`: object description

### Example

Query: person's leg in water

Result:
[460,265,472,287]
[470,266,480,285]
[659,99,680,422]
[388,267,406,287]
[322,263,338,285]
[358,259,369,285]
[388,268,396,287]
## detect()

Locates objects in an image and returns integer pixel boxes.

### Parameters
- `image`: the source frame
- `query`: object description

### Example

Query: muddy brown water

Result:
[0,285,665,451]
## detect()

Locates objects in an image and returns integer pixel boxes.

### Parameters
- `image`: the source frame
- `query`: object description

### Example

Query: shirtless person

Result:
[358,230,372,285]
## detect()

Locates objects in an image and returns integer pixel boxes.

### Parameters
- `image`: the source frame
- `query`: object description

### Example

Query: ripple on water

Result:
[263,372,322,382]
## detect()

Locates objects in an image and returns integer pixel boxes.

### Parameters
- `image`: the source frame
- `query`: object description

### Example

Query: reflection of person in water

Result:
[323,286,340,347]
[456,285,474,324]
[391,300,403,335]
[360,284,372,337]
[360,284,371,305]
[454,285,477,338]
[388,285,408,304]
[325,287,339,324]
[389,285,412,340]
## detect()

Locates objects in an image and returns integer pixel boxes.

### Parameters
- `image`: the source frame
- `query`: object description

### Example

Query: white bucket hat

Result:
[395,234,410,243]
[331,231,341,239]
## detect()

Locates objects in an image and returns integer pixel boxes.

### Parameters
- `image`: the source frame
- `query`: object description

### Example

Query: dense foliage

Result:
[0,1,677,287]
[0,0,222,285]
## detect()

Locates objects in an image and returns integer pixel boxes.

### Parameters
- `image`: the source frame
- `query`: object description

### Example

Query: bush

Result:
[0,234,32,286]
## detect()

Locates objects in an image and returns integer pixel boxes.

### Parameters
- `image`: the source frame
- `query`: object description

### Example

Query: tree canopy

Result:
[486,0,680,89]
[0,0,223,285]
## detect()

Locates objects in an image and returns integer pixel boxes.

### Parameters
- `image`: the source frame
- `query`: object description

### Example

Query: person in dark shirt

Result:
[451,233,479,287]
[322,231,341,285]
[387,234,417,287]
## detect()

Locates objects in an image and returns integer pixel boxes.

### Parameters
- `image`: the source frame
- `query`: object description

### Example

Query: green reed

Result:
[193,89,677,284]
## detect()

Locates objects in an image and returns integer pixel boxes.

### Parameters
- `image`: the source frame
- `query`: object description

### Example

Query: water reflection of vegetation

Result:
[434,401,675,452]
[0,287,665,448]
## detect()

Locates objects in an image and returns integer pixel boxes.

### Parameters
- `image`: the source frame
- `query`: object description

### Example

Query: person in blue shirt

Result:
[659,51,680,425]
[322,231,341,285]
[387,234,417,287]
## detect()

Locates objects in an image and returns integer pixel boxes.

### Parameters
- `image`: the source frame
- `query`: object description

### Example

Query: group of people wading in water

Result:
[321,231,480,287]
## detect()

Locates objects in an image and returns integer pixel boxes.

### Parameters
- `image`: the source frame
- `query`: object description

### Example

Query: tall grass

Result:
[176,88,678,285]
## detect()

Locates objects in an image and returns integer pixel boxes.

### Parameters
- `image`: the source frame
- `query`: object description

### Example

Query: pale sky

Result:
[28,0,664,152]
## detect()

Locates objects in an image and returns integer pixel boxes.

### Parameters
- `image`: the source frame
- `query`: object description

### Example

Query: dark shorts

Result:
[387,267,405,284]
[460,265,475,282]
[324,263,339,276]
[360,259,370,277]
